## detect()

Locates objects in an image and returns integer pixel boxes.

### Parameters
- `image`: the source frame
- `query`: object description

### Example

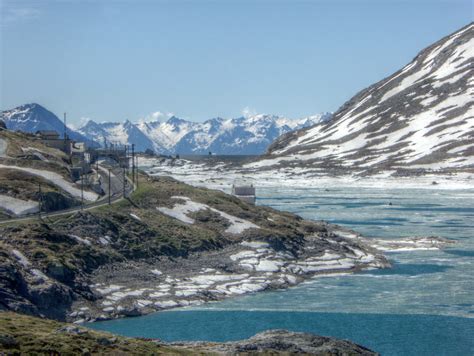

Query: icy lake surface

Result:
[89,186,474,355]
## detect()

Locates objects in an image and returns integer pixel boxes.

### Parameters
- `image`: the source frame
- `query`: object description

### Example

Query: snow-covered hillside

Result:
[253,23,473,174]
[78,113,331,155]
[0,104,98,147]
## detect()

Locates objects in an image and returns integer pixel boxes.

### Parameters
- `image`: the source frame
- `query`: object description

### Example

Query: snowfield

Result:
[0,194,39,216]
[157,196,259,234]
[0,138,7,157]
[0,164,99,201]
[143,157,474,191]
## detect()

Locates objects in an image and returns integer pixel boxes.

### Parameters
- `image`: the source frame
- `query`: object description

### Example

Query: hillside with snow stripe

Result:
[0,129,102,217]
[256,23,474,174]
[78,113,332,155]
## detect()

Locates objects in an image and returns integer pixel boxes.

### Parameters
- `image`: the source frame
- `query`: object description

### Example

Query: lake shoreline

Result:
[70,224,453,323]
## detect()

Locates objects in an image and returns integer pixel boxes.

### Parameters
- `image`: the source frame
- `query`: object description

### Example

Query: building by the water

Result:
[232,183,256,205]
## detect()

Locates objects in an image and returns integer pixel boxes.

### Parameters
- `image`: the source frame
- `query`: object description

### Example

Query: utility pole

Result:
[108,168,111,205]
[81,172,84,210]
[125,145,129,174]
[135,155,139,188]
[131,144,135,185]
[63,112,68,155]
[122,168,126,198]
[63,112,67,139]
[38,183,42,219]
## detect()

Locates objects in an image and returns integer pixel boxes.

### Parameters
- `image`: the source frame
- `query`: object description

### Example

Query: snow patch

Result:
[157,196,259,234]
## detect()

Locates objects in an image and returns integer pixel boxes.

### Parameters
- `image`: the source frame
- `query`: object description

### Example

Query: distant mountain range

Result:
[78,113,331,155]
[250,23,473,173]
[0,103,331,155]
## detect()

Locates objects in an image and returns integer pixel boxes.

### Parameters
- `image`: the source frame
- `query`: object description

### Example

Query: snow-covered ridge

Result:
[260,23,474,174]
[0,164,99,201]
[77,113,332,155]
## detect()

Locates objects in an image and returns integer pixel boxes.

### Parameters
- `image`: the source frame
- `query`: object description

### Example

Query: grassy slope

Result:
[0,311,197,355]
[0,174,326,319]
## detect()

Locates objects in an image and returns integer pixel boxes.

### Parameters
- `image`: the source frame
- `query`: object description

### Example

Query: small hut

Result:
[232,181,256,205]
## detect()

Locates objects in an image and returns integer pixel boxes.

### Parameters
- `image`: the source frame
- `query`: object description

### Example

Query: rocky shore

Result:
[73,228,389,322]
[71,227,451,322]
[172,329,378,355]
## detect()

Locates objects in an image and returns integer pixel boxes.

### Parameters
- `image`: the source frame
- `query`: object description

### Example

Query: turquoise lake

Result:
[89,186,474,355]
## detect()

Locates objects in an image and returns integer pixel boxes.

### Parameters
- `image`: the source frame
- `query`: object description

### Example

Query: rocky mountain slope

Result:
[0,104,98,148]
[0,312,378,355]
[79,113,331,155]
[252,23,473,175]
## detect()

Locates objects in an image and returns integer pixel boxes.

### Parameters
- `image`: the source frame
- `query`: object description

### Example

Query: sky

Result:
[1,0,472,125]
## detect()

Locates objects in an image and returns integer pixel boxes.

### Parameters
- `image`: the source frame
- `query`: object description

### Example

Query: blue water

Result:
[89,186,474,355]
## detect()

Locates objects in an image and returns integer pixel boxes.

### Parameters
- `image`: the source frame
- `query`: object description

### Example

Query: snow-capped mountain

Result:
[136,116,198,153]
[78,113,332,155]
[252,23,473,173]
[79,119,156,152]
[1,103,330,155]
[0,103,98,147]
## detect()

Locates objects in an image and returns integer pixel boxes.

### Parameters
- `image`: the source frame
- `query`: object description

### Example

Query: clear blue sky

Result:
[1,0,472,124]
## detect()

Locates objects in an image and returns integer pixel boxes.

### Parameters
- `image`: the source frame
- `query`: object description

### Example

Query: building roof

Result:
[36,130,60,136]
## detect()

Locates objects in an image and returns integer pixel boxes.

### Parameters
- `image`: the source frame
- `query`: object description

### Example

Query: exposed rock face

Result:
[41,191,79,212]
[254,23,473,175]
[175,329,378,355]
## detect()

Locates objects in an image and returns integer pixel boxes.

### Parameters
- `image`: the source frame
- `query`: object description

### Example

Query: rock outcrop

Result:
[180,329,378,355]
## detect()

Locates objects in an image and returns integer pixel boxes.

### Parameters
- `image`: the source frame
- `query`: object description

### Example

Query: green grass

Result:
[0,312,200,355]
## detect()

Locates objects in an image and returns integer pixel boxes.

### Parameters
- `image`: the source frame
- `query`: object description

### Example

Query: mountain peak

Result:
[166,116,186,125]
[0,103,98,147]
